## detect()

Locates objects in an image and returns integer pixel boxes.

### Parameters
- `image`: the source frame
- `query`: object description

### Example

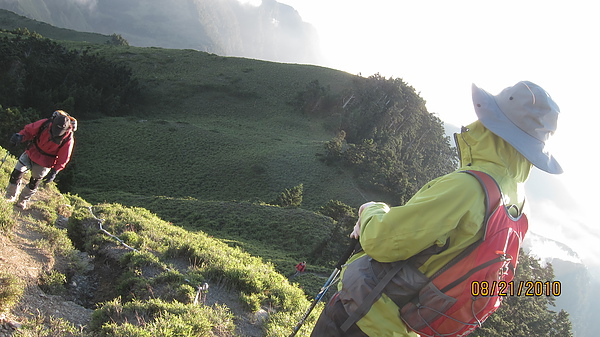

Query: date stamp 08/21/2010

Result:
[471,280,562,297]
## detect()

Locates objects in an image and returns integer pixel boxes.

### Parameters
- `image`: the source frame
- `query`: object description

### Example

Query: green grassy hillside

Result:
[59,45,375,287]
[0,145,318,336]
[66,45,381,210]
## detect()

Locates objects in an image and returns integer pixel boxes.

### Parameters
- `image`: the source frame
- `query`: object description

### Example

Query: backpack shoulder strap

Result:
[28,119,51,146]
[38,118,52,135]
[463,170,502,229]
[340,260,409,332]
[426,171,502,280]
[31,118,72,156]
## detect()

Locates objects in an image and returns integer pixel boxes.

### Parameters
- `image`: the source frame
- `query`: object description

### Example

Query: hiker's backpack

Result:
[399,170,528,336]
[30,110,77,156]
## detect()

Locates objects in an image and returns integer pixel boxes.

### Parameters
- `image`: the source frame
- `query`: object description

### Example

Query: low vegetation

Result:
[0,159,322,336]
[65,196,314,336]
[0,272,23,313]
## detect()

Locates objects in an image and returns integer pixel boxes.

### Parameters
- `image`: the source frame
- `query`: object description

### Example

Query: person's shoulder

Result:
[25,119,46,127]
[411,171,487,206]
[425,170,484,191]
[21,119,47,135]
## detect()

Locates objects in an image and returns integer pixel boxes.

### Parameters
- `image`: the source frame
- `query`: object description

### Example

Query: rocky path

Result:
[0,206,92,336]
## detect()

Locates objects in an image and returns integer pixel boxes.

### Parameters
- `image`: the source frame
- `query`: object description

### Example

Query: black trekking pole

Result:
[0,150,9,171]
[288,238,360,337]
[0,143,16,171]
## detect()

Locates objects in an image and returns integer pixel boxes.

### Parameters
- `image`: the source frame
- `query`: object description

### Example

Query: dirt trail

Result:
[1,199,267,336]
[0,206,93,335]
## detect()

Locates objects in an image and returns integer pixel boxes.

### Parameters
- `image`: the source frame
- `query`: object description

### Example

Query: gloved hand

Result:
[43,169,58,184]
[350,201,378,239]
[10,133,23,145]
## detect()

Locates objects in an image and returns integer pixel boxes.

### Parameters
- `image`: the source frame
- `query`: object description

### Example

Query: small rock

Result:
[253,309,269,323]
[7,320,21,329]
[54,215,69,228]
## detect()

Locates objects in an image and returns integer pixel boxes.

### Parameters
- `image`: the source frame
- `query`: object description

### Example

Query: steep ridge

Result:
[0,0,322,64]
[0,149,315,336]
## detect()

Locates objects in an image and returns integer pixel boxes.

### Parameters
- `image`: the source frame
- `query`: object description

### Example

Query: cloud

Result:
[71,0,97,11]
[527,198,600,271]
[525,234,582,266]
[236,0,262,7]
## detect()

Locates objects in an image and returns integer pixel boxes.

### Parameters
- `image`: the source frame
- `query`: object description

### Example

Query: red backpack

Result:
[399,170,528,336]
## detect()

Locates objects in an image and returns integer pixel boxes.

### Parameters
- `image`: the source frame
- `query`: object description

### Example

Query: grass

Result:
[90,298,236,337]
[73,192,339,268]
[0,272,23,313]
[56,47,382,298]
[65,49,368,210]
[0,198,16,232]
[0,148,17,233]
[65,197,318,336]
[54,43,375,304]
[0,164,322,336]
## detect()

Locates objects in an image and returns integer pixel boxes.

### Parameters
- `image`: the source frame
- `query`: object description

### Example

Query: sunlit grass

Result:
[66,198,314,336]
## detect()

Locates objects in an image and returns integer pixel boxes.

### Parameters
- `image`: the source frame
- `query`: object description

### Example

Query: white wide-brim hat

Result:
[472,81,562,174]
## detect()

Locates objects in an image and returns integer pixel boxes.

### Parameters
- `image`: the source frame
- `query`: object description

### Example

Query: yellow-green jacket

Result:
[338,120,532,336]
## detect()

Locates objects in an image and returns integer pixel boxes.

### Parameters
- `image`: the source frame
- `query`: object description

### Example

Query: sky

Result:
[240,0,600,274]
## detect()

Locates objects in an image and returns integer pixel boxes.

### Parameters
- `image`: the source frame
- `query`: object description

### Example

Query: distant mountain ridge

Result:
[523,232,582,265]
[0,0,322,64]
[523,233,596,337]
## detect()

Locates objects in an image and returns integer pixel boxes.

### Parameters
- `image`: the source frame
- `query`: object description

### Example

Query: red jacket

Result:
[20,119,75,171]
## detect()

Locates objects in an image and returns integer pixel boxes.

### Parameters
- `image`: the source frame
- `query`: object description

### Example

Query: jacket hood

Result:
[455,120,532,205]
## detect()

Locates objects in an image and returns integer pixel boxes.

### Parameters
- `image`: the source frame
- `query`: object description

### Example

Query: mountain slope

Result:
[0,8,111,43]
[0,147,315,336]
[53,44,371,211]
[0,0,322,64]
[523,233,596,337]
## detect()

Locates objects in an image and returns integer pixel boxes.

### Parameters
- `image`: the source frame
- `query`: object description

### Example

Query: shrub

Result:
[121,251,163,269]
[91,298,235,337]
[108,33,129,46]
[271,183,304,208]
[0,198,16,233]
[39,270,67,295]
[0,272,24,312]
[319,199,356,230]
[0,34,141,120]
[17,313,83,337]
[33,222,75,256]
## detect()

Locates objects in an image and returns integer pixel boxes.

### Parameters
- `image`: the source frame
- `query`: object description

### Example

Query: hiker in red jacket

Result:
[5,110,76,210]
[291,261,307,279]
